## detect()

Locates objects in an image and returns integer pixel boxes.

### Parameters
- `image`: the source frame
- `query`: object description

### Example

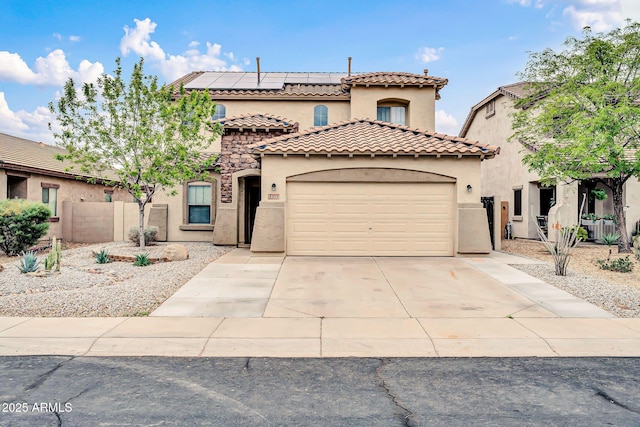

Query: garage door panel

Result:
[287,182,455,256]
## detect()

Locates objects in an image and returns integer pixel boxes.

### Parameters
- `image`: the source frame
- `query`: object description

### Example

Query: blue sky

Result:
[1,0,638,144]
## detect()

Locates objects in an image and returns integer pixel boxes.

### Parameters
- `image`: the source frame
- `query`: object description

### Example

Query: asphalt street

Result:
[0,357,639,426]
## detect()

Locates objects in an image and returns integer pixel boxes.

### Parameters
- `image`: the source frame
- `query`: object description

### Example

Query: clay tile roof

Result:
[251,119,498,158]
[216,113,299,131]
[0,132,91,177]
[342,71,448,90]
[498,82,529,99]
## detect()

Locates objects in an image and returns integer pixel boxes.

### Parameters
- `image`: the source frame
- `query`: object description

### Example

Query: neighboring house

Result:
[0,132,129,241]
[459,82,640,243]
[157,69,498,256]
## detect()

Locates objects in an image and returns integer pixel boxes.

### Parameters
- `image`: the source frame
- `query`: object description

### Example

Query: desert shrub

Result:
[0,200,51,256]
[94,249,113,264]
[133,253,151,267]
[128,226,158,247]
[596,256,634,273]
[561,226,588,247]
[18,251,40,274]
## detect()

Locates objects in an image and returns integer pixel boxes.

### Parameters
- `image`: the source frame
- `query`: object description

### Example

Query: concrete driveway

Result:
[152,249,610,320]
[3,249,639,357]
[265,256,542,319]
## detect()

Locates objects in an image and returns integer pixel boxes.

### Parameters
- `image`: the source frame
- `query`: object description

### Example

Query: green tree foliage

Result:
[49,58,222,248]
[511,21,640,253]
[0,200,51,256]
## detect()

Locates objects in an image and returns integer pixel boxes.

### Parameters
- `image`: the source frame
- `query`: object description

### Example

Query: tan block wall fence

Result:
[61,201,151,243]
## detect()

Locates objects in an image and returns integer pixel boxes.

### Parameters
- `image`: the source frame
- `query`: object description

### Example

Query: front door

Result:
[244,176,261,244]
[500,201,509,239]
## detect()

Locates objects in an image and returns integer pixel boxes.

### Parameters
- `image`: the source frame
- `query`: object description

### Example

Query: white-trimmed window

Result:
[212,104,226,121]
[377,105,406,125]
[314,105,328,126]
[486,100,495,117]
[187,184,212,224]
[41,183,59,217]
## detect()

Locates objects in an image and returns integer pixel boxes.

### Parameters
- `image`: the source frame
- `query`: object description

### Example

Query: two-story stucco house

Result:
[460,82,640,243]
[155,69,498,256]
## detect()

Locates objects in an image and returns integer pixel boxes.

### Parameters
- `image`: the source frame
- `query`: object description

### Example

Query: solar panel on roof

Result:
[184,71,348,90]
[184,75,219,89]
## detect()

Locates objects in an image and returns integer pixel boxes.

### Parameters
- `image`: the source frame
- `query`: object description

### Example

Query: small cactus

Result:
[95,249,113,264]
[18,251,40,274]
[133,253,151,267]
[44,237,62,272]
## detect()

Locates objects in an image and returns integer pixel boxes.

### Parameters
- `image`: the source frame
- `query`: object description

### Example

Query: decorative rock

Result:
[161,244,189,261]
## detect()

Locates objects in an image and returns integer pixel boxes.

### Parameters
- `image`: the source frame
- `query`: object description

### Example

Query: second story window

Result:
[212,104,226,121]
[377,106,406,125]
[314,105,328,126]
[485,100,495,117]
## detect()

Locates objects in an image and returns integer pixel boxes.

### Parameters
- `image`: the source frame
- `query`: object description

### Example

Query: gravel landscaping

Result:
[1,237,638,319]
[0,242,231,317]
[501,239,640,318]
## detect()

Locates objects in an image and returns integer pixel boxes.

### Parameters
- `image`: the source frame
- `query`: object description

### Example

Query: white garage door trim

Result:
[286,181,455,256]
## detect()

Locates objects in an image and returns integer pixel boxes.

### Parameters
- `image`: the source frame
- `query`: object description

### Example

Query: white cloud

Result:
[562,0,621,31]
[120,18,165,61]
[435,110,460,136]
[53,33,82,43]
[120,18,242,81]
[507,0,544,8]
[415,46,444,63]
[0,92,55,144]
[0,49,103,86]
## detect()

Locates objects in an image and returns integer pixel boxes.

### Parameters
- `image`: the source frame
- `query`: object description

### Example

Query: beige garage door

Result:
[286,182,455,256]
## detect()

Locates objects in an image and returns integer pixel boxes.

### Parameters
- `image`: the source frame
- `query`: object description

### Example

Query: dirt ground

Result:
[501,238,640,291]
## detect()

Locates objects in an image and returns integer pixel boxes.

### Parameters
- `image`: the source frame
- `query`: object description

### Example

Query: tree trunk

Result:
[612,182,631,253]
[138,204,146,249]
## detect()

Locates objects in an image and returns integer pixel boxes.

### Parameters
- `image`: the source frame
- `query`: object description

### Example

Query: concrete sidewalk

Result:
[1,249,639,357]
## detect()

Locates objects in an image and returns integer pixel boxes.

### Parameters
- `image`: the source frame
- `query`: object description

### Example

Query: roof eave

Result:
[0,163,120,185]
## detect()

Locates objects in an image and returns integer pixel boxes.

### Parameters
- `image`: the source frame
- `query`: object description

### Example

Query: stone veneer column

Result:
[213,128,285,246]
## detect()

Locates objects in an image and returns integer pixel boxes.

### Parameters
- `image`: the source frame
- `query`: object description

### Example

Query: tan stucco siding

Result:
[466,95,541,239]
[625,179,640,234]
[260,155,481,204]
[146,184,217,242]
[349,87,436,130]
[213,99,351,132]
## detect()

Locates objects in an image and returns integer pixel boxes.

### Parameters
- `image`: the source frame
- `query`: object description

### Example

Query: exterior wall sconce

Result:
[467,185,473,193]
[271,183,277,191]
